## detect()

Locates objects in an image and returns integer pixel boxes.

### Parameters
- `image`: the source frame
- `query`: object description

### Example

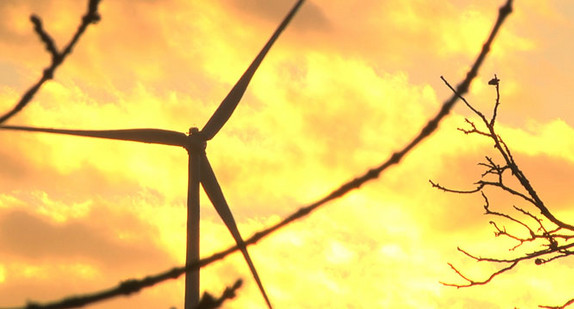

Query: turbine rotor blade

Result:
[0,125,188,147]
[199,155,273,308]
[201,0,305,140]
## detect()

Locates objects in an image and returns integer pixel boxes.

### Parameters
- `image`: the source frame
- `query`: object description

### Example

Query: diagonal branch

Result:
[440,261,518,288]
[539,298,574,309]
[0,0,102,125]
[29,16,59,60]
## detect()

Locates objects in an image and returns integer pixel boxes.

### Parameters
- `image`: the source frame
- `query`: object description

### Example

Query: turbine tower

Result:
[1,1,305,307]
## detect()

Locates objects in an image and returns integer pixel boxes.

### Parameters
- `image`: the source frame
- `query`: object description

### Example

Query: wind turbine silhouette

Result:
[1,1,304,308]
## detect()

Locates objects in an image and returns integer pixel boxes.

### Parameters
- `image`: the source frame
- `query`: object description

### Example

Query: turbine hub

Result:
[186,127,206,153]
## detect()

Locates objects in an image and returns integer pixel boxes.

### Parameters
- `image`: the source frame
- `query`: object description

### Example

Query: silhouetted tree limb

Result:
[1,1,513,308]
[439,76,574,231]
[195,279,243,309]
[441,260,518,288]
[6,279,242,309]
[540,298,574,309]
[433,77,574,307]
[0,0,101,125]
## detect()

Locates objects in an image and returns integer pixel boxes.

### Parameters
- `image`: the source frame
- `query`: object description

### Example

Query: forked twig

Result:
[440,261,518,288]
[435,57,574,308]
[0,0,102,124]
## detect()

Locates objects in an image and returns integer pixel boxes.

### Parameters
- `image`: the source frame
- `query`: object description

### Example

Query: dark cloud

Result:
[0,209,172,270]
[0,156,152,206]
[426,143,574,232]
[510,152,574,211]
[223,0,330,31]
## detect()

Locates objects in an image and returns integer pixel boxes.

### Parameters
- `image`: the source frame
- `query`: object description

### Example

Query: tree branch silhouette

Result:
[540,298,574,309]
[1,1,513,308]
[432,77,574,307]
[0,0,102,125]
[194,279,243,309]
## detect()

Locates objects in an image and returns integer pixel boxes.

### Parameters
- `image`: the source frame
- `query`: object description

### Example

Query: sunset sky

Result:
[2,0,574,308]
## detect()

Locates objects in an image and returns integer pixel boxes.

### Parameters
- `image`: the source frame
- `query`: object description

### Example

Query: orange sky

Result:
[1,0,574,308]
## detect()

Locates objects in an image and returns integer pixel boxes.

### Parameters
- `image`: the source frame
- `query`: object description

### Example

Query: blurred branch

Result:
[1,1,513,308]
[195,279,243,309]
[540,298,574,309]
[5,279,242,309]
[0,0,102,125]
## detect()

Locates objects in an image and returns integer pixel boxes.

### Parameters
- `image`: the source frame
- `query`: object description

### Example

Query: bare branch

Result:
[429,179,484,194]
[29,16,59,61]
[485,203,536,240]
[457,118,490,136]
[195,279,243,309]
[489,74,501,127]
[442,74,574,231]
[539,298,574,309]
[440,261,518,288]
[0,0,102,124]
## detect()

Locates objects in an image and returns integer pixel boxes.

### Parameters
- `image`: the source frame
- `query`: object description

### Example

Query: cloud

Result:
[0,205,179,308]
[222,0,331,31]
[0,209,171,267]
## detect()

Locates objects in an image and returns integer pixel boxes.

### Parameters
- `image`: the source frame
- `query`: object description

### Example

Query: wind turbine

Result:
[1,1,304,308]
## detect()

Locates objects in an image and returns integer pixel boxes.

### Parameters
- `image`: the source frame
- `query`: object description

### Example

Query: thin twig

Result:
[539,298,574,309]
[490,74,501,127]
[0,0,102,124]
[440,261,518,288]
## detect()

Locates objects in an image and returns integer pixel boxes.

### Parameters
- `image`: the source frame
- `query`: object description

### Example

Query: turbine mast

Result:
[184,127,203,308]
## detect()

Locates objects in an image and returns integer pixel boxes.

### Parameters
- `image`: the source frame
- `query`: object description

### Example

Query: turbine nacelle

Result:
[187,127,206,154]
